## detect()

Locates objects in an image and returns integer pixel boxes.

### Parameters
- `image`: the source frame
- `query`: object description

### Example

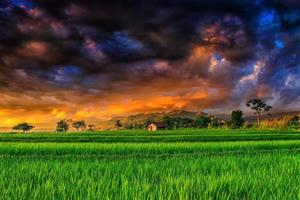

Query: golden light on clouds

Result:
[1,1,297,131]
[51,109,67,119]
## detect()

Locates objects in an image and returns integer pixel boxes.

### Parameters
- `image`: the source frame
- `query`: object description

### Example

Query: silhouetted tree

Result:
[114,120,122,129]
[72,120,86,131]
[246,99,272,126]
[12,123,34,133]
[56,120,69,132]
[230,110,244,129]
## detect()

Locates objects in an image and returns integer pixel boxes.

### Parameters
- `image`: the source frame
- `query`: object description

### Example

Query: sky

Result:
[0,0,300,129]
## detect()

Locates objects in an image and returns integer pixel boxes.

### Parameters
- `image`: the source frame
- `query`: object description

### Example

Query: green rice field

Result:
[0,129,300,199]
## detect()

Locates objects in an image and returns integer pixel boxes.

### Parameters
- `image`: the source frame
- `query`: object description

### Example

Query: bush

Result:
[288,116,299,129]
[243,122,255,129]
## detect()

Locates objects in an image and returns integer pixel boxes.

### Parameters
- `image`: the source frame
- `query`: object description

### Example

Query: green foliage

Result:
[124,123,144,130]
[56,120,69,132]
[288,116,299,129]
[161,115,196,130]
[230,110,244,129]
[12,123,34,133]
[194,116,211,128]
[72,120,86,131]
[162,115,172,130]
[210,118,224,128]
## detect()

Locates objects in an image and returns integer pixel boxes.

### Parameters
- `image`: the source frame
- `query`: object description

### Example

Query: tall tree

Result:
[246,99,272,126]
[230,110,244,129]
[72,120,87,131]
[12,123,34,133]
[56,120,69,132]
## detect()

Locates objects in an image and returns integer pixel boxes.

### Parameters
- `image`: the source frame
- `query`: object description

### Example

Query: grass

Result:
[0,129,299,199]
[1,129,300,143]
[1,140,300,157]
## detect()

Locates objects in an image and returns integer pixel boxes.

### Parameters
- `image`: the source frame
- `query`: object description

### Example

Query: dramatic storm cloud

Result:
[0,0,300,128]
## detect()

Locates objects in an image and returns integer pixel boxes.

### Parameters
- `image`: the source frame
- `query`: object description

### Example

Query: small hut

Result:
[147,122,165,131]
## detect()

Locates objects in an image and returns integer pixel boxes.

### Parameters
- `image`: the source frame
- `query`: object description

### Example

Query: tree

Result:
[230,110,244,129]
[12,123,34,133]
[194,116,211,128]
[163,115,172,130]
[72,120,86,131]
[180,118,194,128]
[87,124,96,131]
[56,120,69,132]
[288,116,299,128]
[246,99,272,126]
[172,117,181,129]
[210,118,221,128]
[124,123,134,130]
[114,120,122,129]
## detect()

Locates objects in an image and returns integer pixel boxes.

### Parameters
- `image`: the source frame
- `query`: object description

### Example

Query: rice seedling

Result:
[0,129,299,199]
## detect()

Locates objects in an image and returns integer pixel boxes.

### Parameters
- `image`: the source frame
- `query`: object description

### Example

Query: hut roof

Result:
[150,122,165,128]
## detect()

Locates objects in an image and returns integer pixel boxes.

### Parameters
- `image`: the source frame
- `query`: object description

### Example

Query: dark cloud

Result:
[0,0,299,127]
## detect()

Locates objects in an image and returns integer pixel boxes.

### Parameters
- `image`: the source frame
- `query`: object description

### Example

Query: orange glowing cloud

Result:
[18,41,49,57]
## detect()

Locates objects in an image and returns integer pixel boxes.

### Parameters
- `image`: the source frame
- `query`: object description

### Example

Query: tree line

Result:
[119,99,299,130]
[12,120,96,133]
[11,99,300,132]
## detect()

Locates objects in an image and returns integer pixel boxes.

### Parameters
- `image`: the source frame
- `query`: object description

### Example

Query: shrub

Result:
[288,116,299,129]
[243,122,255,129]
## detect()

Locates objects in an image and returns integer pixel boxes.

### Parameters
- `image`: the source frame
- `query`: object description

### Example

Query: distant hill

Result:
[97,110,208,130]
[97,110,300,130]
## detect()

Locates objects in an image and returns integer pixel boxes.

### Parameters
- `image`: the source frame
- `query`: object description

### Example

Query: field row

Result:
[0,140,300,158]
[1,129,300,143]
